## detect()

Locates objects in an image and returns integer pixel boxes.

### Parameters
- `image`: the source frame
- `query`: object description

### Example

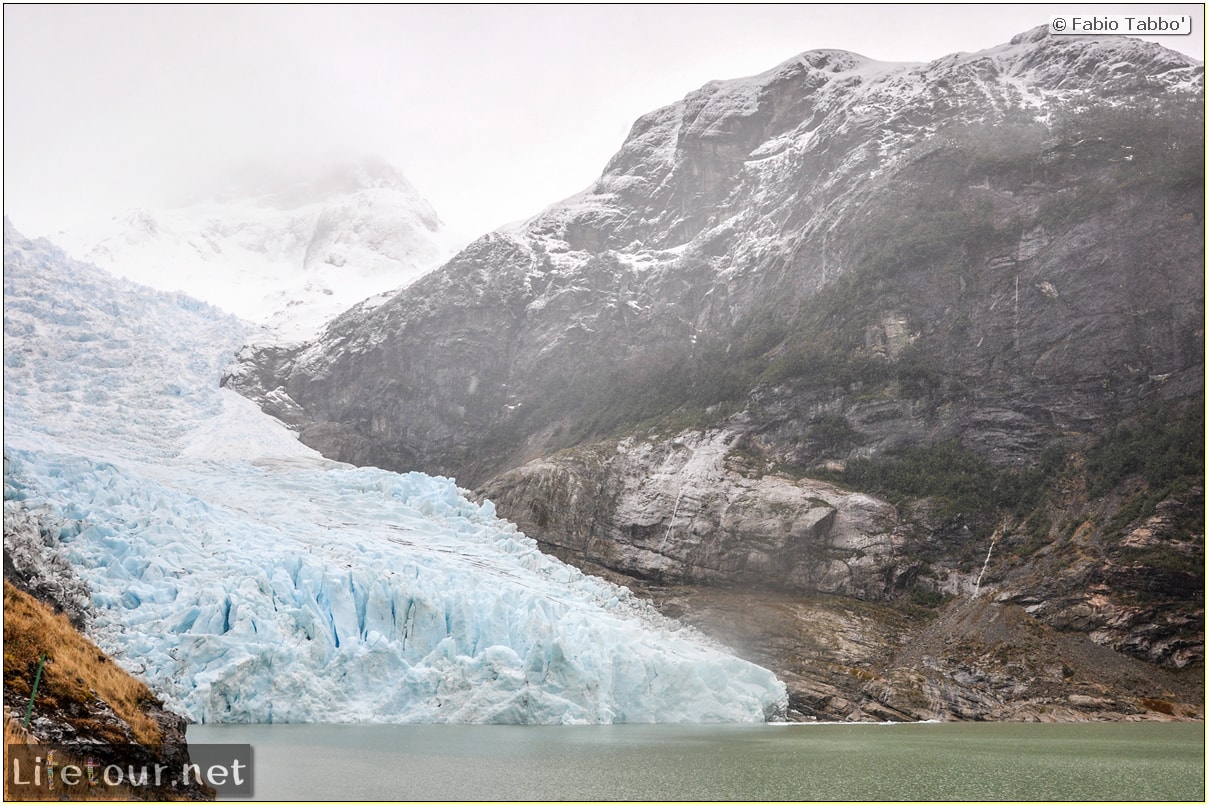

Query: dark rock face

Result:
[999,486,1205,670]
[226,28,1204,720]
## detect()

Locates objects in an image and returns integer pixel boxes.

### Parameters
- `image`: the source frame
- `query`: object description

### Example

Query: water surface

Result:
[189,721,1205,801]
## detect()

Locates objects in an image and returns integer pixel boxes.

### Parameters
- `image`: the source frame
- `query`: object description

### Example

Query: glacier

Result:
[2,221,786,724]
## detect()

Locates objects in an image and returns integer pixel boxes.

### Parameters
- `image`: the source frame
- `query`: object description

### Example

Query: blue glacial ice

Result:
[2,222,787,724]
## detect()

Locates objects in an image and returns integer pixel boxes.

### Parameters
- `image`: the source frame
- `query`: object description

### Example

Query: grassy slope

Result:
[3,580,162,746]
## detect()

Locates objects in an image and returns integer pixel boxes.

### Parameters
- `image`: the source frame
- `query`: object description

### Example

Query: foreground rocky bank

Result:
[4,532,214,800]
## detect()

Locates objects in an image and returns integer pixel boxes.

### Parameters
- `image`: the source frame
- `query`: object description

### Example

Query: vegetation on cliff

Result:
[3,581,214,800]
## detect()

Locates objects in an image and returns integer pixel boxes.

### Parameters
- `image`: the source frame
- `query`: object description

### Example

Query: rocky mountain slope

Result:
[226,28,1204,720]
[52,156,457,342]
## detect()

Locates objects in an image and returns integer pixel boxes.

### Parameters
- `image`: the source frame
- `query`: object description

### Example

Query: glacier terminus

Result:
[2,221,787,724]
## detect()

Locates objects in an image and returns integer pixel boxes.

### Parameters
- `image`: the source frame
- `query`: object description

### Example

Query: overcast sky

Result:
[4,3,1204,241]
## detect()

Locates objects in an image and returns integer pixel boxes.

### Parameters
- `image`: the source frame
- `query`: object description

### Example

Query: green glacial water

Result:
[189,721,1205,801]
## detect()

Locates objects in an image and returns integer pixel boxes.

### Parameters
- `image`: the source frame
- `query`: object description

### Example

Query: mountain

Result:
[49,157,461,342]
[229,28,1203,478]
[226,28,1204,721]
[2,221,786,724]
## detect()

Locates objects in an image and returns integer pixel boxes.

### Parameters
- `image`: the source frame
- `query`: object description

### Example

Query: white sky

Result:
[4,3,1204,241]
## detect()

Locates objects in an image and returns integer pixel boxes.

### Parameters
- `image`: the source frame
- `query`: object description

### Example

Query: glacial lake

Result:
[189,721,1204,801]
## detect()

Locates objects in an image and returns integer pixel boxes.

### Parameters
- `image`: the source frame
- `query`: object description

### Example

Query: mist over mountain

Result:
[227,28,1204,720]
[49,156,460,343]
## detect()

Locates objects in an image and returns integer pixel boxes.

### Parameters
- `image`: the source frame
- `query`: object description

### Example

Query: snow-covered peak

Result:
[48,158,463,345]
[510,26,1201,261]
[965,23,1203,89]
[797,48,880,72]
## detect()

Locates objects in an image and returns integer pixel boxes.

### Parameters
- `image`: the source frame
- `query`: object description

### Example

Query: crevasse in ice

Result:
[2,221,787,723]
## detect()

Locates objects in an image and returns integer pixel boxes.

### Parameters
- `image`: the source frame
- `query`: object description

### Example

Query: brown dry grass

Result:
[1140,696,1177,716]
[3,580,162,746]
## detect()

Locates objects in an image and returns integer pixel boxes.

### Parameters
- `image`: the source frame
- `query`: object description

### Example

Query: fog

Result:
[4,4,1203,240]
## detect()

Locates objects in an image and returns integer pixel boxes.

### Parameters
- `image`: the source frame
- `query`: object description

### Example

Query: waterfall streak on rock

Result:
[973,528,1000,597]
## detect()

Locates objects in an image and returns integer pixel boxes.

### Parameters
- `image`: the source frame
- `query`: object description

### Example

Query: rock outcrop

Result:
[3,501,92,629]
[479,428,909,599]
[629,585,1202,723]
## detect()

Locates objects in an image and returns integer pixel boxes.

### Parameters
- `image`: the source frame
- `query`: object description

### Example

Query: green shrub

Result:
[807,414,863,453]
[1085,402,1204,498]
[814,439,1048,524]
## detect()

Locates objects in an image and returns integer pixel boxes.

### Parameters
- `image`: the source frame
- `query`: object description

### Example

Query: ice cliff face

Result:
[2,222,786,724]
[49,157,460,343]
